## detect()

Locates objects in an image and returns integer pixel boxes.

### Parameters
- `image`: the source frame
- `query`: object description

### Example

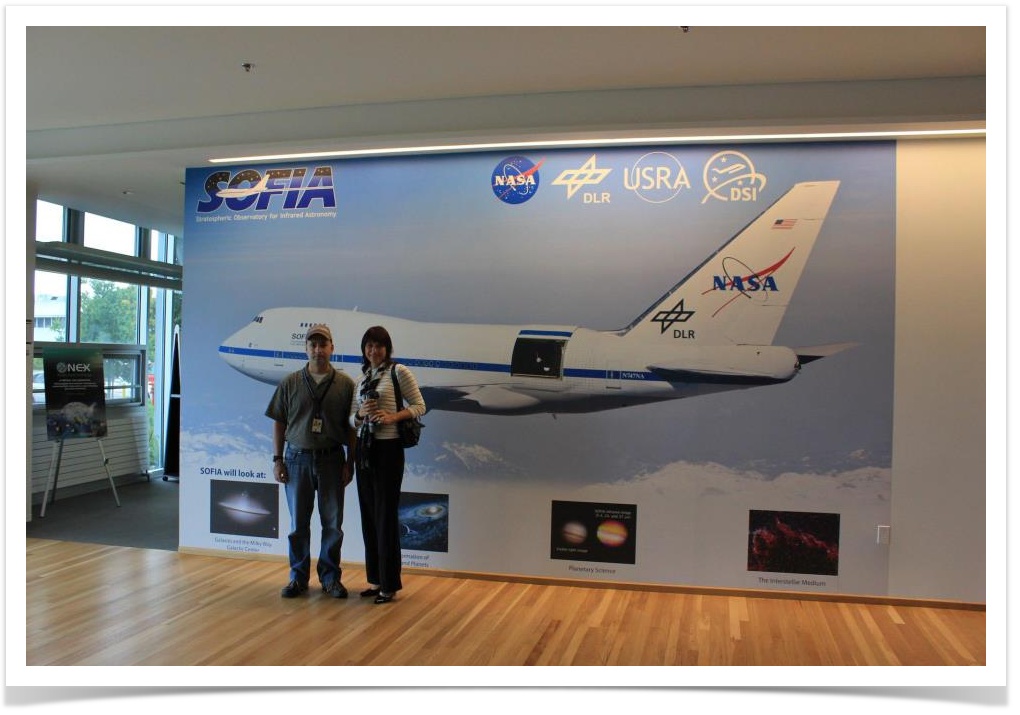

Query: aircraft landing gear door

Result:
[510,337,565,379]
[605,362,622,390]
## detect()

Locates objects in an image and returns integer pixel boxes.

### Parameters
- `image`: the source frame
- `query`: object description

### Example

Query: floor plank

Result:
[25,538,985,667]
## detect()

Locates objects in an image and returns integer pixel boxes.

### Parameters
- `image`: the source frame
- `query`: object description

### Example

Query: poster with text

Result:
[551,500,637,565]
[180,142,895,594]
[42,347,108,439]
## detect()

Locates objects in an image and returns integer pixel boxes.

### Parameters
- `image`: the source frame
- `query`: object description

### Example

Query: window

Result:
[32,349,145,407]
[33,271,68,343]
[35,200,64,243]
[103,353,145,403]
[79,278,140,344]
[84,212,137,255]
[32,200,183,470]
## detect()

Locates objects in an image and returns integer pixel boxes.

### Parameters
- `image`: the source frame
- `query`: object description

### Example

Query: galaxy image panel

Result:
[210,479,280,538]
[398,492,449,552]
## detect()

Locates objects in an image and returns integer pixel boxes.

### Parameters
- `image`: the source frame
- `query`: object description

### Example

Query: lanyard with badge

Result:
[302,366,335,434]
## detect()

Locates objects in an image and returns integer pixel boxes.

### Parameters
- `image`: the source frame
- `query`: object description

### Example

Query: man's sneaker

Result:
[322,581,349,599]
[281,580,308,598]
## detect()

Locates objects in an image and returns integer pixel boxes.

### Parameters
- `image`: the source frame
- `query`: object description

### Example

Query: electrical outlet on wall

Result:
[876,525,891,545]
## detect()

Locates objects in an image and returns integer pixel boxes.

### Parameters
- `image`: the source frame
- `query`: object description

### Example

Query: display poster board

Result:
[180,141,895,595]
[41,347,107,439]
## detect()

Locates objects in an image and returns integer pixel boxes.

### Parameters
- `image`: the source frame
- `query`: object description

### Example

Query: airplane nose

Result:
[219,326,249,369]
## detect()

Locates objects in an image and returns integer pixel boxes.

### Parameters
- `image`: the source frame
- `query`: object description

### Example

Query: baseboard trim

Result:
[175,546,984,611]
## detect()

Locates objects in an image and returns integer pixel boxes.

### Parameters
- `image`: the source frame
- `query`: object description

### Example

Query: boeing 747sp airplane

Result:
[219,180,853,414]
[215,175,271,199]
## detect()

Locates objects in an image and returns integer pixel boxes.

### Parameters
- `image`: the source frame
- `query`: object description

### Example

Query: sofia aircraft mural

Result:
[219,180,851,415]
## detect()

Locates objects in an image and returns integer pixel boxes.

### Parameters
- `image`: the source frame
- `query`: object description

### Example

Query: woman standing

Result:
[350,325,426,604]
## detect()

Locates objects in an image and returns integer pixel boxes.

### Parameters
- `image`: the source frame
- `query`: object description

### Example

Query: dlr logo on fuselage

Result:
[712,275,779,291]
[197,167,336,213]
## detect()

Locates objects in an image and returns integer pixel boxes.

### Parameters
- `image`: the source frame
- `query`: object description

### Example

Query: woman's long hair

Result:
[360,325,393,373]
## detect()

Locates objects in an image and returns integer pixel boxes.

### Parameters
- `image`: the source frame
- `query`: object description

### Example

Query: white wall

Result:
[890,138,987,602]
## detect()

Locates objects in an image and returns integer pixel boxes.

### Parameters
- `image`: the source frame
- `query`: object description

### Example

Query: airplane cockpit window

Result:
[511,338,565,379]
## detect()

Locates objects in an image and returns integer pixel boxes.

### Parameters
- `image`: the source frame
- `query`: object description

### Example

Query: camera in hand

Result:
[363,389,380,433]
[360,376,381,435]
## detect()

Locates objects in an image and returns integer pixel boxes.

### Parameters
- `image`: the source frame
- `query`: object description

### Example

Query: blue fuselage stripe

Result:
[218,345,663,382]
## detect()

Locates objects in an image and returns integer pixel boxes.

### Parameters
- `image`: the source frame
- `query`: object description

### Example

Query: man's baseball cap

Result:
[305,323,333,342]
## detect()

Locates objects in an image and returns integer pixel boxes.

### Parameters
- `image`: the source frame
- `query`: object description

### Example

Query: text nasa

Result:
[197,167,336,213]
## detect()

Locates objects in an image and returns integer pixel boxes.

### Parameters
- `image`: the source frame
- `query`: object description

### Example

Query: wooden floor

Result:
[25,538,985,667]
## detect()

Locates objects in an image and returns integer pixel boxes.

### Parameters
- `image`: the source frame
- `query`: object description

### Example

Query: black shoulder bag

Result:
[391,365,424,448]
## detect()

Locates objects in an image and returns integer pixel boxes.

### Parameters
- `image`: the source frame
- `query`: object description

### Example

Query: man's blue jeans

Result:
[283,446,345,586]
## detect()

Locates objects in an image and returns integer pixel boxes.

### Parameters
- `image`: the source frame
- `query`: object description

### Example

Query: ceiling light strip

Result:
[210,128,985,164]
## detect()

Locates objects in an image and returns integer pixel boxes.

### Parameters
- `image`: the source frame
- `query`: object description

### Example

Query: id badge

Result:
[311,418,323,434]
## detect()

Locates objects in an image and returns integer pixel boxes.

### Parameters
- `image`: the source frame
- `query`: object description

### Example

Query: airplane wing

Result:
[420,385,542,411]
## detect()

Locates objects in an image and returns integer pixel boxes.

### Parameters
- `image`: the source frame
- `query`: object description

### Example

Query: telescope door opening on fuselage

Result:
[510,338,565,379]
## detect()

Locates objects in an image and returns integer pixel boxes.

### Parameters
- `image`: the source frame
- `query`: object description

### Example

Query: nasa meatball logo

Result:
[491,155,543,205]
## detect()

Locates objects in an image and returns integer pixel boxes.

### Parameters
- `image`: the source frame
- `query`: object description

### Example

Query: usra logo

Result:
[197,166,336,213]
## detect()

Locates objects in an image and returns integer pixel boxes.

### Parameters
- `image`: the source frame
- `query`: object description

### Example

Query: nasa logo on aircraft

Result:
[196,166,337,213]
[491,156,543,205]
[552,154,612,204]
[701,150,767,204]
[623,151,692,204]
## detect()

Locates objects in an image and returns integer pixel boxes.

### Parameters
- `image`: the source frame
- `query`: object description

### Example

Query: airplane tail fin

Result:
[620,180,840,345]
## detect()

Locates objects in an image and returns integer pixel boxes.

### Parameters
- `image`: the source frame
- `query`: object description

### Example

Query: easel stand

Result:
[39,436,121,517]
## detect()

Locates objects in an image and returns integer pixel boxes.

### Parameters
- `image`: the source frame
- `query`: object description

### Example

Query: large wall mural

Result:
[181,141,895,595]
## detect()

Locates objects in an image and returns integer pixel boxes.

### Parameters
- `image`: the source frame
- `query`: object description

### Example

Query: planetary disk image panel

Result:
[550,500,637,565]
[398,492,449,552]
[210,479,280,538]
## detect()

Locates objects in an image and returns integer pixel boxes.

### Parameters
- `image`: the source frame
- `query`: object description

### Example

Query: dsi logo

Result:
[197,166,336,213]
[701,150,767,204]
[492,156,543,205]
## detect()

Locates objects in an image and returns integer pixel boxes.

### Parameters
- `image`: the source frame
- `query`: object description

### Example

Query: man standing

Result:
[266,323,356,599]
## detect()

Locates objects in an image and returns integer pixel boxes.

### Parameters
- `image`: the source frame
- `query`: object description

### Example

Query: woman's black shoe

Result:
[373,592,394,604]
[360,587,380,598]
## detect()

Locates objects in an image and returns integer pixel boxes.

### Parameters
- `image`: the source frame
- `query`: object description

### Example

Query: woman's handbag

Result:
[391,365,424,448]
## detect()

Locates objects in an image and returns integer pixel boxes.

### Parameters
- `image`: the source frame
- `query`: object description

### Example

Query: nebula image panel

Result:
[210,480,280,538]
[550,500,637,565]
[747,509,840,576]
[398,492,449,552]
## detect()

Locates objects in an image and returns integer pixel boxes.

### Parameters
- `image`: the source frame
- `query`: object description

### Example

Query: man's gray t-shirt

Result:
[265,366,355,450]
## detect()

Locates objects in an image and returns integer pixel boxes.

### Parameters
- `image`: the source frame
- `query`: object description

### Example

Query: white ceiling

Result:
[23,24,987,237]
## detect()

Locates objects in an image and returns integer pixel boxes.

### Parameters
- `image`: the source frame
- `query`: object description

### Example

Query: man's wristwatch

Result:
[272,455,283,463]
